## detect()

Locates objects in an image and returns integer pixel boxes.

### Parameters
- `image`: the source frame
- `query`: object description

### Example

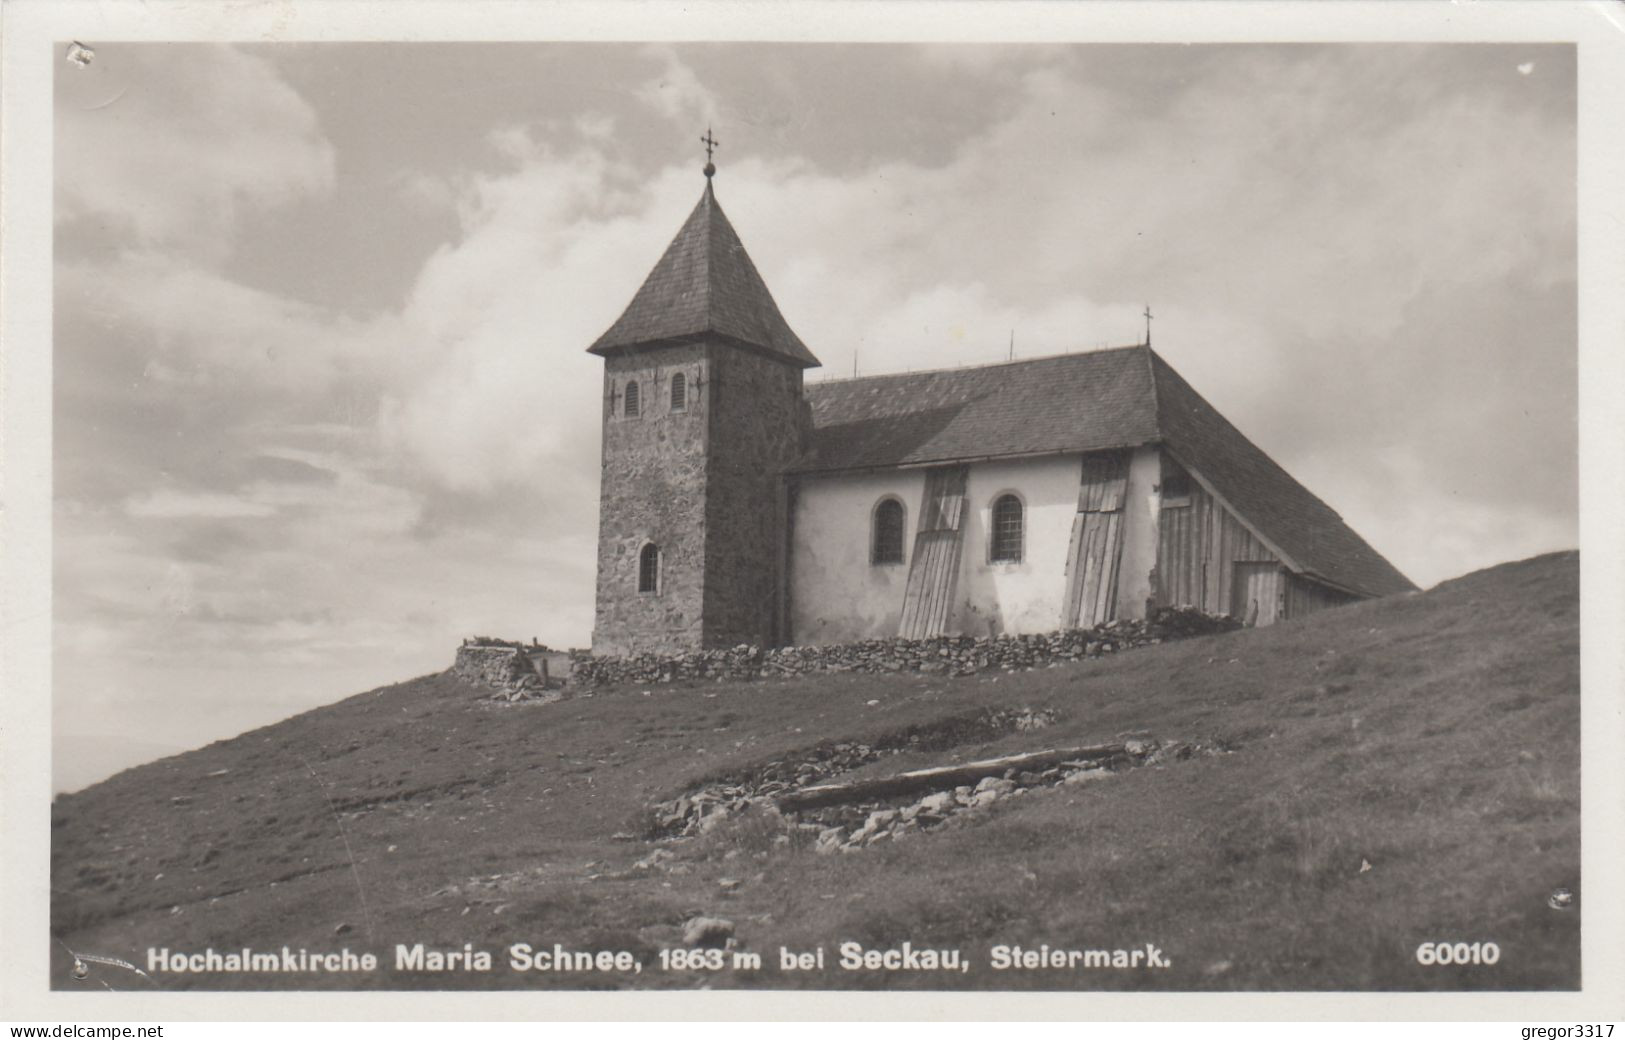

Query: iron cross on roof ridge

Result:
[701,127,719,178]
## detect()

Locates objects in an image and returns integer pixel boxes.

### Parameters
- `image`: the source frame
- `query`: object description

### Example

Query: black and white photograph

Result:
[4,0,1623,1025]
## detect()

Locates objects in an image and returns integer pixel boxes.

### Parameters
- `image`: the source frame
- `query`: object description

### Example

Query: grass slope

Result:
[50,551,1580,991]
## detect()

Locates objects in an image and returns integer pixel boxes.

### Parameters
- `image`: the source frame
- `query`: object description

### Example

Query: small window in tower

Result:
[872,498,905,565]
[638,543,660,593]
[671,372,688,412]
[624,380,641,418]
[990,494,1024,563]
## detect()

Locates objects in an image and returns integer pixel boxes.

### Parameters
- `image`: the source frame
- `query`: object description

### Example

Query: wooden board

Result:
[1077,452,1129,512]
[1078,512,1124,627]
[1284,573,1356,621]
[776,742,1133,811]
[1231,561,1284,627]
[1062,452,1129,628]
[1154,480,1276,616]
[898,466,969,638]
[1154,494,1207,608]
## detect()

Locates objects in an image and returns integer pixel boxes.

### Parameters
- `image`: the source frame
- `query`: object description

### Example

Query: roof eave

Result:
[790,440,1158,477]
[587,329,710,358]
[1161,444,1310,577]
[589,330,822,369]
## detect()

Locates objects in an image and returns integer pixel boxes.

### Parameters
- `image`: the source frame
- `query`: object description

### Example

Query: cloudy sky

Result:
[52,42,1576,792]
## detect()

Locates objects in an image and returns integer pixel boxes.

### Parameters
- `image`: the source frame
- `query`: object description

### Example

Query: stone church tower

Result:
[587,164,821,656]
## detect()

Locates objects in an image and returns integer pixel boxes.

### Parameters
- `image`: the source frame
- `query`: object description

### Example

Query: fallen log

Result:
[774,741,1137,811]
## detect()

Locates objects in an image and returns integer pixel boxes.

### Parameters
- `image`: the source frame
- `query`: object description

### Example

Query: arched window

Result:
[624,380,641,418]
[990,494,1024,563]
[670,372,688,412]
[638,543,660,593]
[871,498,905,565]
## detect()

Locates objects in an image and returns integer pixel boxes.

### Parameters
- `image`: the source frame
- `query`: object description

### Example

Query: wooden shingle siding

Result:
[1155,495,1207,609]
[1285,573,1357,619]
[1154,480,1276,617]
[1204,488,1277,617]
[1076,451,1129,512]
[898,466,969,638]
[1063,451,1130,628]
[1154,475,1362,625]
[1231,562,1284,626]
[1149,353,1415,599]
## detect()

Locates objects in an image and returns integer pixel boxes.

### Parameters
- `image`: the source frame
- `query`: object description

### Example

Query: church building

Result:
[587,160,1416,657]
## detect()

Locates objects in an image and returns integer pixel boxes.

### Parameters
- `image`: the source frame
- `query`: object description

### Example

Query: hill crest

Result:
[50,551,1579,992]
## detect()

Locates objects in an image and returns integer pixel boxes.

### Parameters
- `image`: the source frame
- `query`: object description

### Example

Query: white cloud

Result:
[635,45,721,127]
[56,44,335,256]
[124,489,277,519]
[392,169,458,212]
[59,254,395,399]
[574,112,617,142]
[377,141,674,494]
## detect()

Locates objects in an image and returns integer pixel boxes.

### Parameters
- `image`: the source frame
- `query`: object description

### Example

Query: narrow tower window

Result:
[638,543,660,593]
[671,372,688,412]
[990,494,1024,563]
[872,498,905,565]
[624,380,641,417]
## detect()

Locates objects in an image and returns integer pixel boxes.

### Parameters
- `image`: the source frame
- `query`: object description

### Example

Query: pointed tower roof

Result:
[588,180,821,368]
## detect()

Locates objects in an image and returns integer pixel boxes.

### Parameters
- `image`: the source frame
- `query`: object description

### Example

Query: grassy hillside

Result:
[50,551,1580,991]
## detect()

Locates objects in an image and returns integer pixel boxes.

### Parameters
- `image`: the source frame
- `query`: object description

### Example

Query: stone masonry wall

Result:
[701,344,810,649]
[453,641,575,703]
[571,606,1239,688]
[453,645,536,687]
[592,344,710,656]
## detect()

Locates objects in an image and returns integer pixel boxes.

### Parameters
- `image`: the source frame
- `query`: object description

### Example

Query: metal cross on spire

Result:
[701,127,719,178]
[1143,304,1153,347]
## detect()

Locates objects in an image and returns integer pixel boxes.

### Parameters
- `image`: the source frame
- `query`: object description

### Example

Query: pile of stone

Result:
[645,734,1221,856]
[649,740,886,838]
[453,641,565,703]
[648,707,1058,839]
[570,607,1239,690]
[804,740,1203,854]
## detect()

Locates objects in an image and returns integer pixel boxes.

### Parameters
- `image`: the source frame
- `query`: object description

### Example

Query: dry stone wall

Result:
[452,641,569,703]
[570,606,1239,689]
[453,645,534,686]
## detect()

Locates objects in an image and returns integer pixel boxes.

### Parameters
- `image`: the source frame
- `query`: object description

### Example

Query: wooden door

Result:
[1231,562,1283,627]
[898,466,969,638]
[1062,452,1130,628]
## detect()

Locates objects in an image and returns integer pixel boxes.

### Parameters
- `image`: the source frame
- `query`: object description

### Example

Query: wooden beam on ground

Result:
[774,742,1131,811]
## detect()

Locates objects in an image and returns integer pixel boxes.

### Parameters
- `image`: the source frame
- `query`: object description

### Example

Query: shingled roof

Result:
[801,345,1415,599]
[588,180,821,368]
[801,346,1160,473]
[1148,351,1417,598]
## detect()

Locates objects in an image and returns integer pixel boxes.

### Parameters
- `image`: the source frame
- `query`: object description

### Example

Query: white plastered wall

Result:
[789,447,1164,644]
[1116,445,1163,621]
[954,454,1082,637]
[789,468,926,645]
